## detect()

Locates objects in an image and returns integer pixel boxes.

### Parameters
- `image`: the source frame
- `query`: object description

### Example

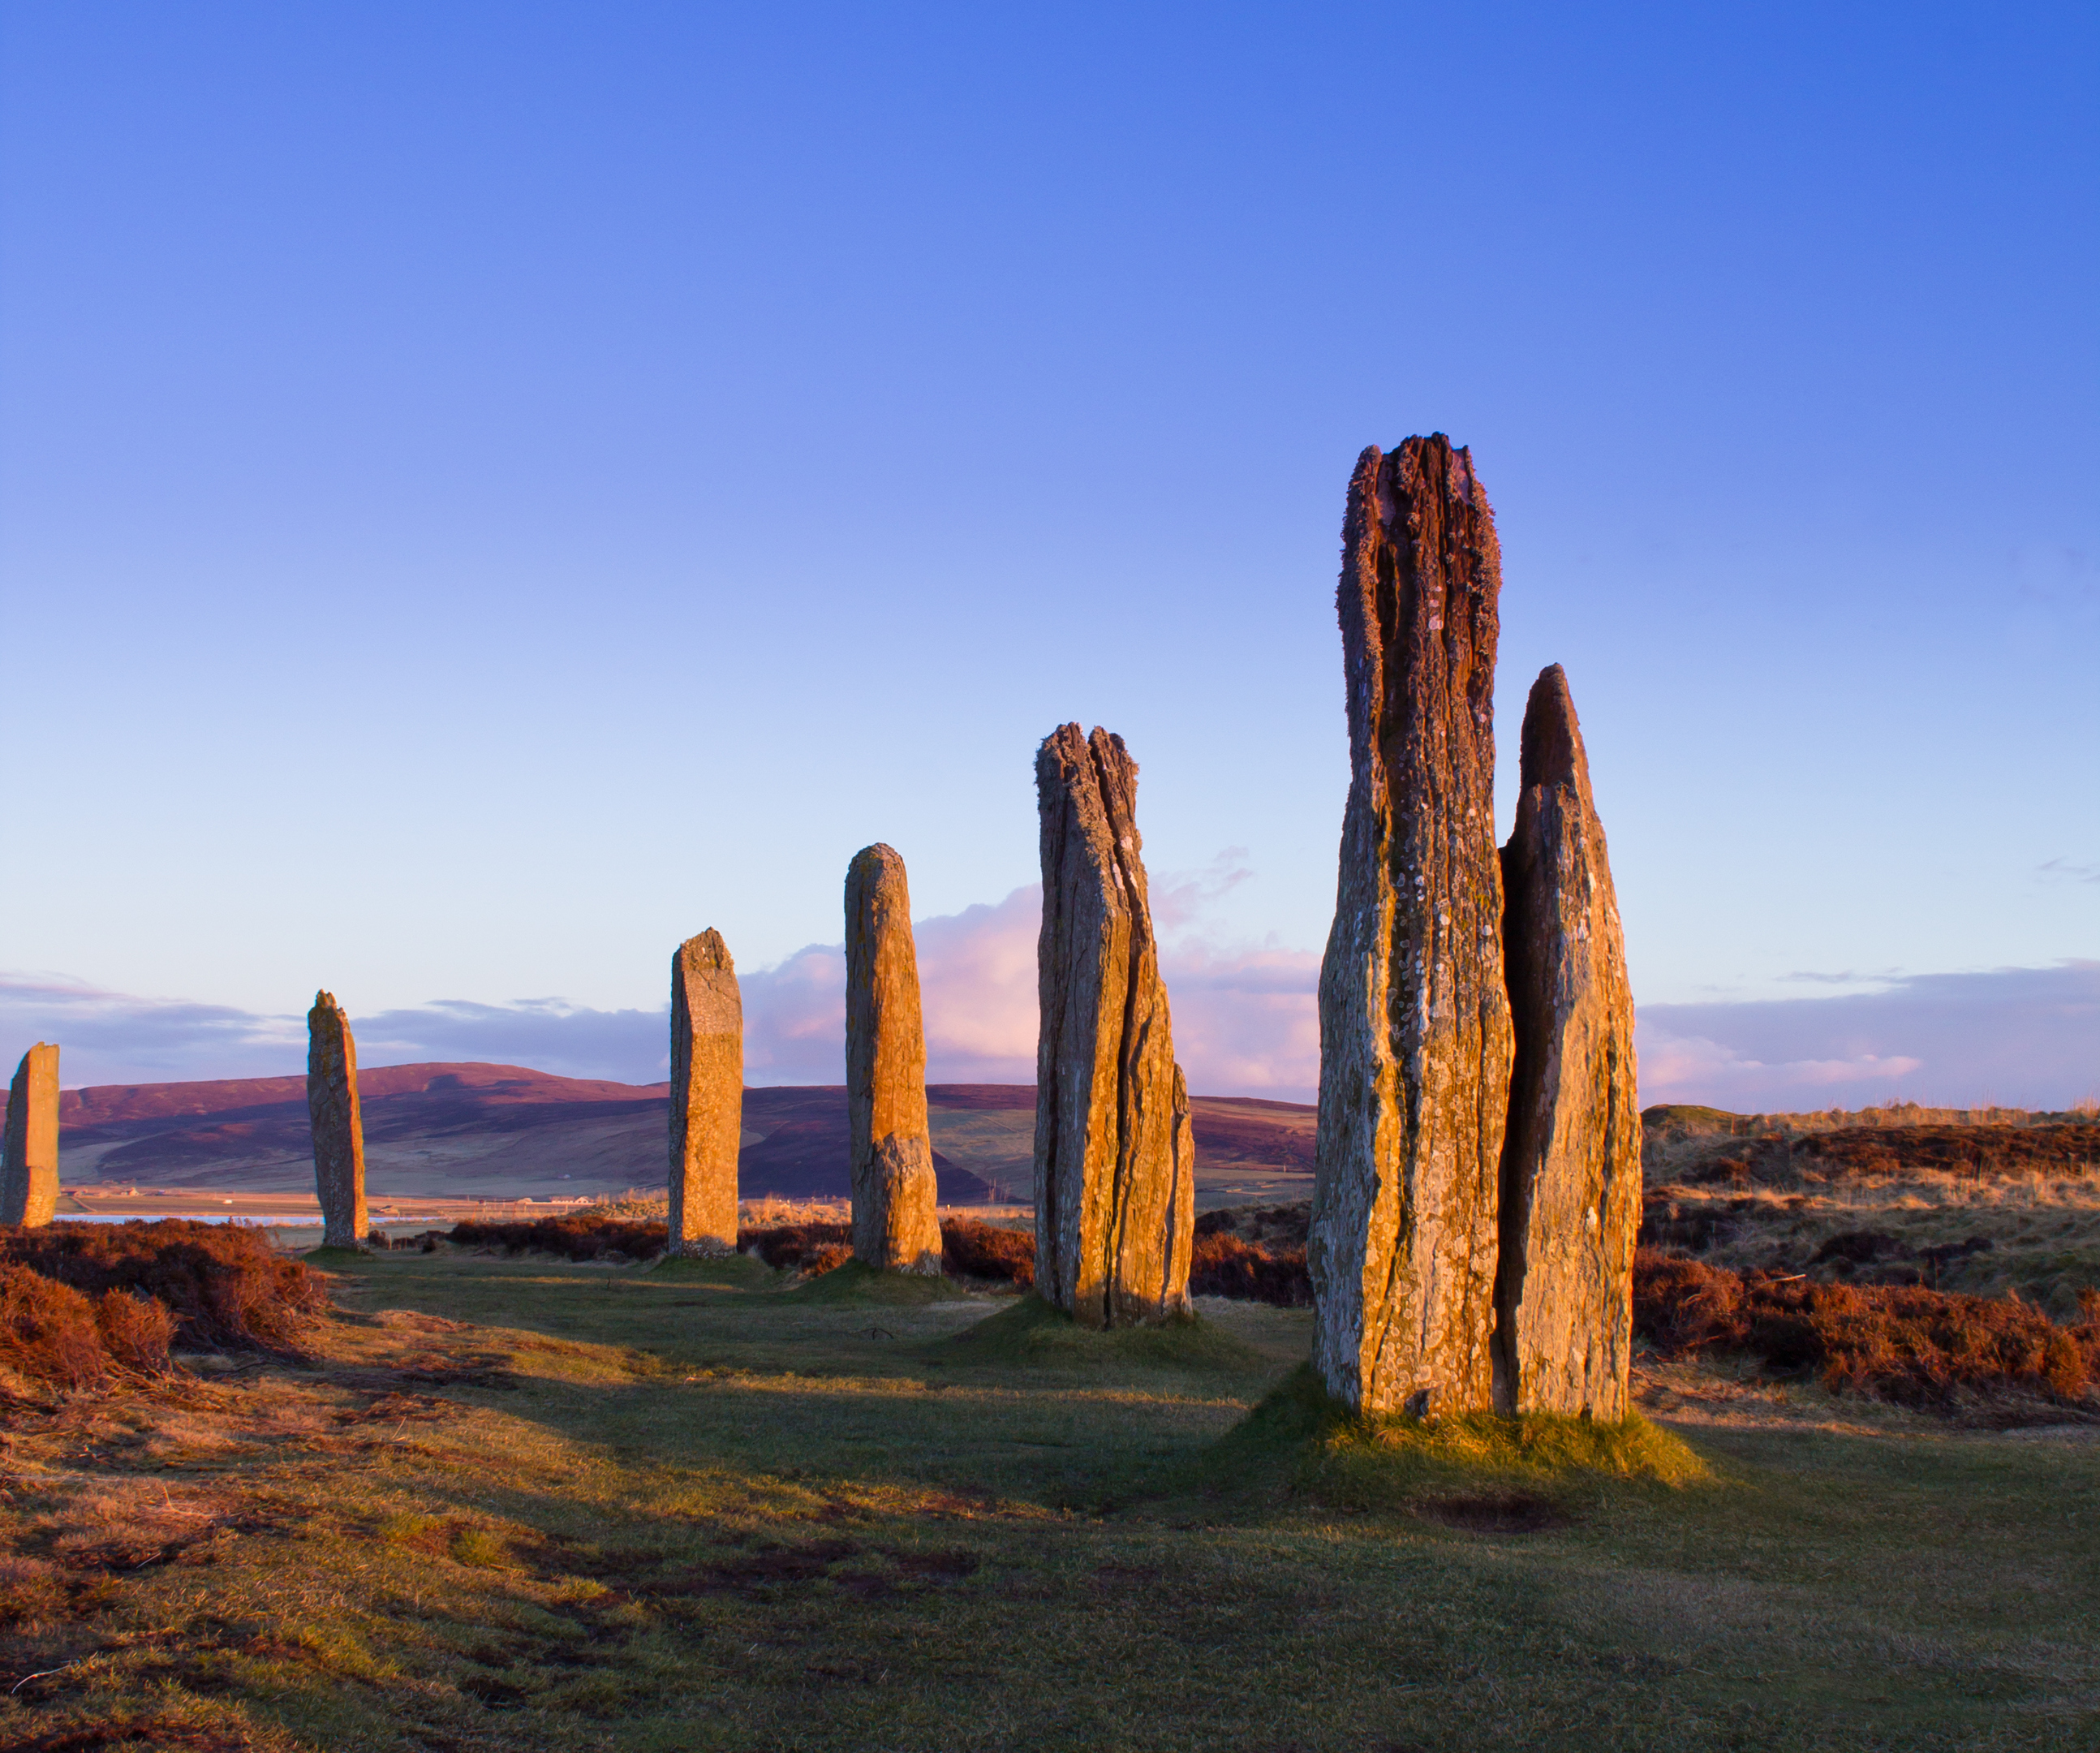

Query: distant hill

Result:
[56,1064,1314,1207]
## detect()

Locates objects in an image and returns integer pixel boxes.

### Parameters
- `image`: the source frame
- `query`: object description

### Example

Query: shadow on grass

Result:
[925,1294,1267,1372]
[777,1261,975,1306]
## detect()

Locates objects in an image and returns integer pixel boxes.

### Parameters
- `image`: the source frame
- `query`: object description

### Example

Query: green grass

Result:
[2,1249,2094,1751]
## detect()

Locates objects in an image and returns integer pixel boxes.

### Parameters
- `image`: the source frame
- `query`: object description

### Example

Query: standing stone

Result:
[669,930,742,1256]
[1495,665,1641,1419]
[307,994,368,1250]
[845,846,943,1273]
[1,1043,61,1227]
[1310,436,1515,1415]
[1032,724,1195,1326]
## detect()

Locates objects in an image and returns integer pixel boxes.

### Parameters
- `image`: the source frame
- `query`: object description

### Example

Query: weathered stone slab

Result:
[1,1043,60,1227]
[1310,436,1514,1415]
[1032,724,1194,1326]
[669,930,742,1256]
[306,994,368,1249]
[1495,664,1641,1419]
[845,845,943,1273]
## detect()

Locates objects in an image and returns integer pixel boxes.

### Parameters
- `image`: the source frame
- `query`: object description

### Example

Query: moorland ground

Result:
[2,1240,2095,1752]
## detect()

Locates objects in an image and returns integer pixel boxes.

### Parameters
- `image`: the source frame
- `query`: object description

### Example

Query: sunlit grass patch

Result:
[1206,1363,1710,1523]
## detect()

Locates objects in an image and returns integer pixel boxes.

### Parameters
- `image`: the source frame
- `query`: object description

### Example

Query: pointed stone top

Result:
[311,990,342,1014]
[1518,662,1593,801]
[677,928,734,977]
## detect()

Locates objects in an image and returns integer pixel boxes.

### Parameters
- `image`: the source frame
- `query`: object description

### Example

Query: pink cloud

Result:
[735,881,1321,1097]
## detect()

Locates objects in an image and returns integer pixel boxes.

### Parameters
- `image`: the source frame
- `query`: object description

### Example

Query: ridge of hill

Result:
[60,1062,666,1126]
[54,1064,1315,1208]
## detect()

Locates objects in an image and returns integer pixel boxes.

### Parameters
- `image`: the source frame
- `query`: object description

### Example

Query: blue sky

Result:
[2,2,2094,1105]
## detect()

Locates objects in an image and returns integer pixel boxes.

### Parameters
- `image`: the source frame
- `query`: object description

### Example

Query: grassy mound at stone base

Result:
[1207,1363,1710,1518]
[929,1292,1266,1371]
[781,1260,972,1304]
[646,1252,777,1290]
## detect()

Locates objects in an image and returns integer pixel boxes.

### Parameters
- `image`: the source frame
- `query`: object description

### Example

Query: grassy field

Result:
[2,1249,2095,1751]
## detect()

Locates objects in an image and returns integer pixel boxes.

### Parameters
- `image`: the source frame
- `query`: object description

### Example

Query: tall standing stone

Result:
[307,994,368,1250]
[1033,725,1195,1327]
[1,1043,61,1227]
[845,846,944,1273]
[1310,436,1515,1415]
[669,930,742,1256]
[1495,665,1641,1419]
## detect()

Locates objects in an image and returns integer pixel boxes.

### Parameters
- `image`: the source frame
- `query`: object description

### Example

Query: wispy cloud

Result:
[1637,961,2100,1112]
[2038,858,2100,885]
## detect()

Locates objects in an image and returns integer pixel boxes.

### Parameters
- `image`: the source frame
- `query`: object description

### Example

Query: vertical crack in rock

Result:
[1310,436,1514,1415]
[669,930,743,1256]
[1032,724,1194,1326]
[1494,664,1641,1419]
[1,1043,60,1228]
[307,994,368,1250]
[845,844,943,1273]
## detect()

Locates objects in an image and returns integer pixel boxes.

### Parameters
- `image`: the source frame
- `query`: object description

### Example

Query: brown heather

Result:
[448,1210,670,1261]
[0,1221,324,1356]
[938,1217,1036,1288]
[1633,1247,2100,1406]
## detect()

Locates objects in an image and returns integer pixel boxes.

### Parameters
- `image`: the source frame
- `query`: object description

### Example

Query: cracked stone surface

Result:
[1495,664,1641,1419]
[1310,436,1514,1415]
[306,994,368,1250]
[2,1042,60,1228]
[1032,724,1194,1326]
[669,930,742,1256]
[845,844,943,1274]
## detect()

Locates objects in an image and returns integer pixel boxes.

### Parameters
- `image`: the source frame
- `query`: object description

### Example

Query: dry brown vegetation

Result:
[740,1221,852,1274]
[447,1209,670,1261]
[445,1212,1043,1290]
[1638,1105,2100,1329]
[0,1223,325,1359]
[1189,1229,1311,1306]
[937,1218,1035,1287]
[0,1269,175,1392]
[1633,1247,2100,1409]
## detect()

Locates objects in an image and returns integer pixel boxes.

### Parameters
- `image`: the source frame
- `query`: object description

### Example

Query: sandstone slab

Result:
[845,845,943,1273]
[2,1043,60,1227]
[1495,664,1641,1419]
[669,930,742,1255]
[306,994,368,1249]
[1310,436,1514,1415]
[1032,724,1194,1325]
